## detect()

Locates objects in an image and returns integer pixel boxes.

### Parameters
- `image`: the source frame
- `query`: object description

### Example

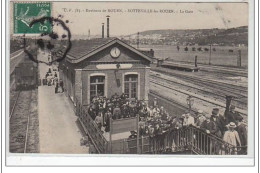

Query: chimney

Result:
[137,32,140,49]
[102,23,104,38]
[88,29,90,40]
[106,15,110,38]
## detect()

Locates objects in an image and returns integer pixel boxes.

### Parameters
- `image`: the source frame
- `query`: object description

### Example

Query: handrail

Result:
[115,126,247,155]
[75,96,246,155]
[147,126,247,155]
[75,100,109,154]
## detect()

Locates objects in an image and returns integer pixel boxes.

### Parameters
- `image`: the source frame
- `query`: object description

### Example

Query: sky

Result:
[52,2,248,36]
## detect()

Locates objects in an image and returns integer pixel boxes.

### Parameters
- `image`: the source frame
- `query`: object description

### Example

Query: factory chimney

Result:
[88,29,90,40]
[137,32,140,49]
[106,15,110,38]
[102,23,104,38]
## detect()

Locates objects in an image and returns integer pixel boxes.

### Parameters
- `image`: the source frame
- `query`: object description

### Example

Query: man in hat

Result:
[153,98,158,107]
[55,79,59,94]
[183,111,195,127]
[129,101,136,117]
[148,105,154,118]
[200,114,218,154]
[139,117,146,136]
[153,105,160,118]
[226,105,243,125]
[148,125,155,137]
[236,116,247,154]
[45,72,49,79]
[154,123,162,136]
[54,72,58,78]
[121,103,130,118]
[88,106,96,120]
[112,104,121,119]
[59,79,64,92]
[211,108,225,137]
[161,108,168,121]
[94,112,103,130]
[195,110,206,128]
[200,114,217,135]
[104,109,112,132]
[223,122,241,154]
[171,116,182,129]
[128,131,137,139]
[120,93,127,102]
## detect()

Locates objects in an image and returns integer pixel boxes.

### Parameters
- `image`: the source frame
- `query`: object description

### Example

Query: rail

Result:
[150,74,247,107]
[151,67,247,94]
[149,78,247,116]
[10,91,21,119]
[9,90,33,153]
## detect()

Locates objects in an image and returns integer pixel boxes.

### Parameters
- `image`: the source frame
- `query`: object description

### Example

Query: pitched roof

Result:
[66,38,152,63]
[67,38,115,58]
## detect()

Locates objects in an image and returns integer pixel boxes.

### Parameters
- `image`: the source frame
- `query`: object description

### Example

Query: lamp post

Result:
[186,95,194,113]
[114,63,121,87]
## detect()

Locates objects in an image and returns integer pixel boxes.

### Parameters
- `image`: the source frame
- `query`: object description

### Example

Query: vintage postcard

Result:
[7,0,254,165]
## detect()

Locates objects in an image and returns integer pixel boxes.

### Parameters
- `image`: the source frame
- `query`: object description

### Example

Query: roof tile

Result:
[67,38,116,59]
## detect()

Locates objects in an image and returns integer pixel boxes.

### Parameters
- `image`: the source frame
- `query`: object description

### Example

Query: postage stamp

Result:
[13,2,52,34]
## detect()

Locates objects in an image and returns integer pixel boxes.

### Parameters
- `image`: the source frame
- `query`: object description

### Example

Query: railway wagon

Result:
[15,61,38,90]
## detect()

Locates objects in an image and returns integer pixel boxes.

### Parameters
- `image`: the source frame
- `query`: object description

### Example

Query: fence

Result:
[108,126,247,155]
[75,99,246,155]
[76,100,109,154]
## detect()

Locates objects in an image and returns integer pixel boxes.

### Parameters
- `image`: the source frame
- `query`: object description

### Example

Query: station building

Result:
[59,38,152,106]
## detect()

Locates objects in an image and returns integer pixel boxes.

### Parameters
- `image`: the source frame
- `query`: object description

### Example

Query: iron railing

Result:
[75,99,246,155]
[75,100,109,154]
[114,126,247,155]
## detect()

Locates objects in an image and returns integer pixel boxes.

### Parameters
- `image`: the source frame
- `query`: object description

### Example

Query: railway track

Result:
[9,91,21,119]
[9,90,33,153]
[150,74,247,109]
[149,91,197,115]
[150,78,247,116]
[151,68,247,98]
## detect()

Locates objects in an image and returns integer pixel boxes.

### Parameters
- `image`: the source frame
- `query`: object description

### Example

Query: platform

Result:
[161,62,199,72]
[38,50,89,154]
[163,60,247,76]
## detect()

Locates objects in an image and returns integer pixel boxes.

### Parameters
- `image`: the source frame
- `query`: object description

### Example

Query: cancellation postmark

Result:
[24,16,72,64]
[13,1,71,65]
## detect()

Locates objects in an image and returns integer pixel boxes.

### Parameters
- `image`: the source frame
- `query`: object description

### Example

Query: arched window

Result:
[124,74,138,99]
[90,75,105,101]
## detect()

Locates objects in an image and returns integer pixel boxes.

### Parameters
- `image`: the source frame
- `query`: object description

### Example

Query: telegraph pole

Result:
[209,44,212,65]
[237,50,242,67]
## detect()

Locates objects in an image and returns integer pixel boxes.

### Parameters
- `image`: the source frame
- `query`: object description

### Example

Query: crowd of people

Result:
[44,67,64,93]
[87,93,247,153]
[88,93,145,132]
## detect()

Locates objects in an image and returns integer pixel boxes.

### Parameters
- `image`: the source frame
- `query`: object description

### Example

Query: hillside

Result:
[122,26,248,46]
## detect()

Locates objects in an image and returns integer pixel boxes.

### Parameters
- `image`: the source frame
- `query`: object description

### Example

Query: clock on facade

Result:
[110,47,121,58]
